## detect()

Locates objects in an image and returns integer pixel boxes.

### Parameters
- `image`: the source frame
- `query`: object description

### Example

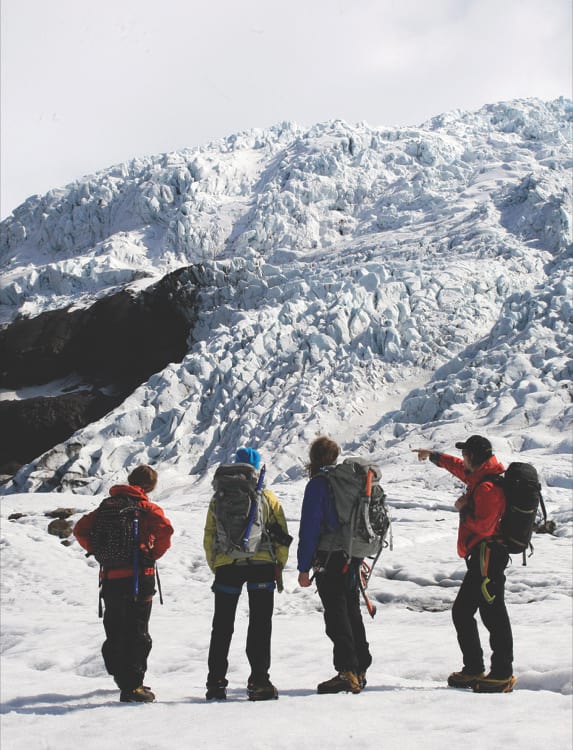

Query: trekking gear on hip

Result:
[318,458,391,564]
[133,513,140,598]
[89,495,143,569]
[359,561,377,618]
[266,521,293,548]
[478,540,497,604]
[212,463,273,559]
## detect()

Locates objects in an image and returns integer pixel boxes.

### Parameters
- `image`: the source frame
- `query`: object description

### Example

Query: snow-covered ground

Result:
[0,97,572,748]
[1,448,571,750]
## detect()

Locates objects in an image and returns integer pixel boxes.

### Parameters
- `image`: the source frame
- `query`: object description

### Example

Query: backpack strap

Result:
[538,494,548,525]
[98,566,104,618]
[317,469,343,573]
[155,563,164,605]
[465,474,502,520]
[133,510,141,600]
[343,467,375,573]
[525,492,549,566]
[257,488,289,594]
[241,465,266,551]
[470,474,501,493]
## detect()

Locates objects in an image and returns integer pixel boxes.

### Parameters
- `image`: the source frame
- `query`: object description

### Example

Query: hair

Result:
[128,465,158,493]
[467,447,492,468]
[307,436,340,478]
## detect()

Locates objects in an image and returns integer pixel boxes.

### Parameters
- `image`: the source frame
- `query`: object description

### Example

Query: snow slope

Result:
[0,97,572,748]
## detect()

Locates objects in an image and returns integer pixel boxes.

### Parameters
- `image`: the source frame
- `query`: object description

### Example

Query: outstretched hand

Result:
[412,449,432,461]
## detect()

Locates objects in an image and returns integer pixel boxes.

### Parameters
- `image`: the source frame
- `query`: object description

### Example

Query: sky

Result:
[1,0,571,220]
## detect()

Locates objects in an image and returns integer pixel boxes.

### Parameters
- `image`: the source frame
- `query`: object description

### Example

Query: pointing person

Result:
[413,435,516,693]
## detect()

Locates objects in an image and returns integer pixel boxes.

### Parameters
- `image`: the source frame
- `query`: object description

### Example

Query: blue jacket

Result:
[297,475,340,572]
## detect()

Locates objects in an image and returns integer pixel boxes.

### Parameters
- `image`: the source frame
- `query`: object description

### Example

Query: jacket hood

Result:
[109,484,149,502]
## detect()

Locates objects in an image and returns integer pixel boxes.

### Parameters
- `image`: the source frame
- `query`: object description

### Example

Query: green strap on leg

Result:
[479,541,496,603]
[481,576,496,603]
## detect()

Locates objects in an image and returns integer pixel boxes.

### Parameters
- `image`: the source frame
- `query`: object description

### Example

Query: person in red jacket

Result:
[74,465,173,703]
[414,435,516,694]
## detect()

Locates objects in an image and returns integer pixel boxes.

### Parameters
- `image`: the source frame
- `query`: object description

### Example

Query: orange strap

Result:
[365,469,373,498]
[480,542,490,577]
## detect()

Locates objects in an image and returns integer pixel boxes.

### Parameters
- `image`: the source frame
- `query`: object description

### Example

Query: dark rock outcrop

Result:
[0,266,203,475]
[0,391,123,472]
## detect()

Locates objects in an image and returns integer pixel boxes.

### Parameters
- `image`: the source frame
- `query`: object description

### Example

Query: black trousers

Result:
[452,541,513,678]
[207,562,276,684]
[101,576,154,692]
[315,552,372,675]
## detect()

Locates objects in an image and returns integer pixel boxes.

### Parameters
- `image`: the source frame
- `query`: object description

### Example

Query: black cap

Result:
[455,435,492,455]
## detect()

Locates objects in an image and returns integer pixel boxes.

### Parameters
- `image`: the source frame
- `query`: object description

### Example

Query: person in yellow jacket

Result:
[203,446,290,702]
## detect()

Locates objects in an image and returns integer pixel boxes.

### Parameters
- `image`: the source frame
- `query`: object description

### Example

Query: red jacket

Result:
[436,454,505,557]
[73,484,174,578]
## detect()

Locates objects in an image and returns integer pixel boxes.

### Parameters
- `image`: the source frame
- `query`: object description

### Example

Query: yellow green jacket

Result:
[203,488,289,572]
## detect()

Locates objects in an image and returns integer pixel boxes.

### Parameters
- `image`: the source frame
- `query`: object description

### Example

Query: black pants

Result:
[315,552,372,675]
[101,576,154,692]
[207,562,276,684]
[452,541,513,678]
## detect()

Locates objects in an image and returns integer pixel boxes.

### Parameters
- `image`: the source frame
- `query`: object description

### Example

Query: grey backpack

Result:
[319,458,391,561]
[212,463,272,559]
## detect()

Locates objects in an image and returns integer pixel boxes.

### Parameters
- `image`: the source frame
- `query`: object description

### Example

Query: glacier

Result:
[0,96,571,495]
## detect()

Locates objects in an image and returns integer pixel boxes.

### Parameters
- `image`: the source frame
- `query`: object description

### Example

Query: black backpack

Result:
[89,495,142,568]
[499,463,547,559]
[478,462,547,564]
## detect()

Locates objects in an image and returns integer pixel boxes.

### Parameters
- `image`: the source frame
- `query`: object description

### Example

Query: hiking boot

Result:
[447,669,486,689]
[358,671,367,690]
[317,671,361,694]
[205,679,227,701]
[247,677,278,701]
[472,674,517,693]
[120,685,155,703]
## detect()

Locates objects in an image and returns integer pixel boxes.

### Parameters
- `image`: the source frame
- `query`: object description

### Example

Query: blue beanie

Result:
[235,447,261,470]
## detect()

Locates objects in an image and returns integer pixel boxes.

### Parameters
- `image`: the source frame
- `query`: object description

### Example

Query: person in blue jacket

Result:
[297,436,371,694]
